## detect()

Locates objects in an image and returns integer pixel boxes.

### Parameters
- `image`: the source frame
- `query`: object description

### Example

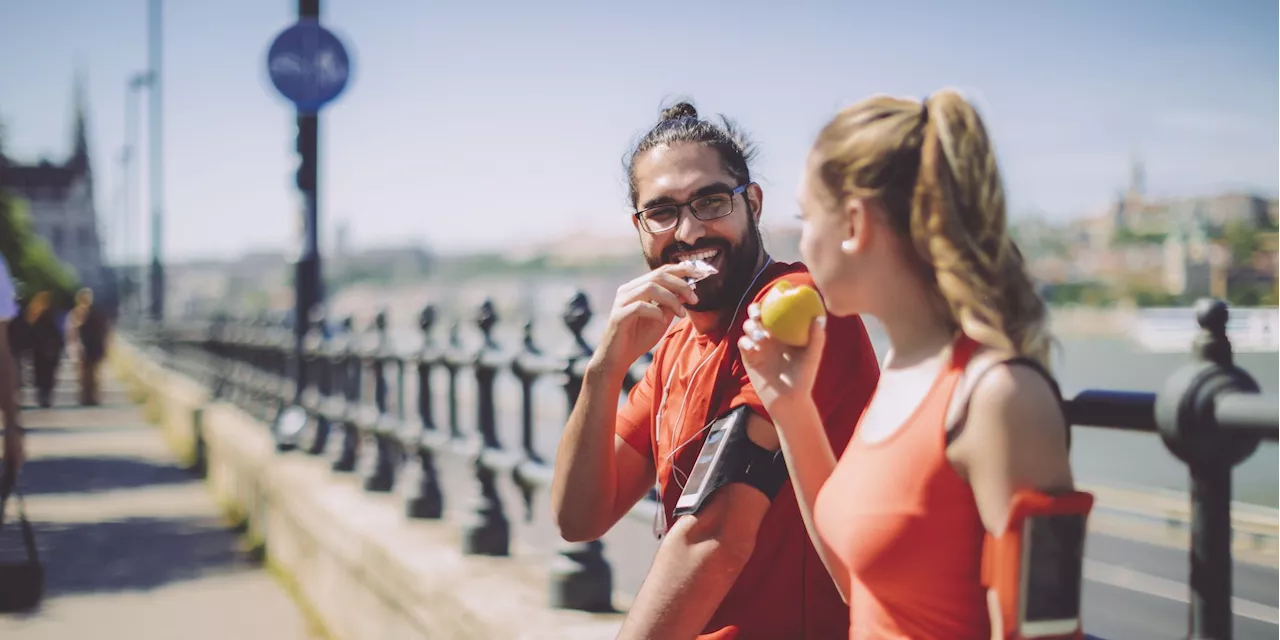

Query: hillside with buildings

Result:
[162,164,1279,322]
[1013,160,1278,308]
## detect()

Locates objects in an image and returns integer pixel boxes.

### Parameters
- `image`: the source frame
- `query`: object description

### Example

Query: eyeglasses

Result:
[634,183,750,234]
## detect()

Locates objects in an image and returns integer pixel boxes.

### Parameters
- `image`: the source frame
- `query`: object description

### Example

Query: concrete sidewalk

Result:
[0,359,321,639]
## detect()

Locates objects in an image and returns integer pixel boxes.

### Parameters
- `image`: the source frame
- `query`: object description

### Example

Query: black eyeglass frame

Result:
[633,183,752,234]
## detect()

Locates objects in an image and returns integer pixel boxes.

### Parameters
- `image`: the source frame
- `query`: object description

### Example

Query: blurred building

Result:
[0,78,106,293]
[1111,158,1275,236]
[1162,218,1223,299]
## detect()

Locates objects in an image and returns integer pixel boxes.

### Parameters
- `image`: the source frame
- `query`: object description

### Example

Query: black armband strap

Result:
[672,406,789,518]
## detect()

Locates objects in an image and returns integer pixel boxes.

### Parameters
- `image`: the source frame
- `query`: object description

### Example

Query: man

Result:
[0,252,25,486]
[68,288,109,406]
[549,102,881,639]
[25,291,63,409]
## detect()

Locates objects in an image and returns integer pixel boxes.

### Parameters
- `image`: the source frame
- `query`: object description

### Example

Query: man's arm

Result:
[550,359,656,542]
[616,412,779,640]
[550,263,697,542]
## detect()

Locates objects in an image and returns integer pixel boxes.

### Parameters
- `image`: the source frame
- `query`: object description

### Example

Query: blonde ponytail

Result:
[814,89,1054,368]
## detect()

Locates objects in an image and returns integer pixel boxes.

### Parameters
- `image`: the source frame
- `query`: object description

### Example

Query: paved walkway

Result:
[0,360,321,639]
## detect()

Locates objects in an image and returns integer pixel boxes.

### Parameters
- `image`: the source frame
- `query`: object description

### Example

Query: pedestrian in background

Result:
[68,288,110,406]
[25,291,64,408]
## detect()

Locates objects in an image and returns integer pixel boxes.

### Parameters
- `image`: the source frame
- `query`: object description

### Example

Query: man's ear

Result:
[746,182,764,224]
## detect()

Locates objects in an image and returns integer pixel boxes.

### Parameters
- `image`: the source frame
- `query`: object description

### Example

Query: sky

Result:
[0,0,1276,264]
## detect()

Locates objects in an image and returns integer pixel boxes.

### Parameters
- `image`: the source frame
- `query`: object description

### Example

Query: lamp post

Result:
[122,71,152,321]
[147,0,165,323]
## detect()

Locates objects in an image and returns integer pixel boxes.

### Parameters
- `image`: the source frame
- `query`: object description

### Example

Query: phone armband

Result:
[672,405,787,518]
[981,489,1094,640]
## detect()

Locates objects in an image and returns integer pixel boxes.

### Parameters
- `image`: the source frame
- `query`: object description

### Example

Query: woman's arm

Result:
[768,398,850,602]
[947,362,1075,639]
[738,311,852,603]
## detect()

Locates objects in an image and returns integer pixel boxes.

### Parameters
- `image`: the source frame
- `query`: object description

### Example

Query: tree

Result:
[0,190,81,307]
[1222,220,1259,267]
[0,118,81,306]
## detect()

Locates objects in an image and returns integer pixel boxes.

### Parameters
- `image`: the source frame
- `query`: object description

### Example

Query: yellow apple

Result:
[759,281,826,347]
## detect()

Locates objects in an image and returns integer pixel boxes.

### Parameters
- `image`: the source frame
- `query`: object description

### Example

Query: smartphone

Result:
[1018,513,1087,638]
[673,406,748,516]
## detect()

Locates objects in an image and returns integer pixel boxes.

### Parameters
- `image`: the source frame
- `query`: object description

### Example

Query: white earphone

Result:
[655,256,774,489]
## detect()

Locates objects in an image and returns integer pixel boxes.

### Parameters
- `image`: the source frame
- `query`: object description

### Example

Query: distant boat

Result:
[1130,306,1280,353]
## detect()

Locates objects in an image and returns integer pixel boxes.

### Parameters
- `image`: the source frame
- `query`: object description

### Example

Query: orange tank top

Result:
[813,335,990,639]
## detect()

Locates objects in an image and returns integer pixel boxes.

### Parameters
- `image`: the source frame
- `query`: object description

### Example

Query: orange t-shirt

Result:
[616,260,881,640]
[814,335,990,639]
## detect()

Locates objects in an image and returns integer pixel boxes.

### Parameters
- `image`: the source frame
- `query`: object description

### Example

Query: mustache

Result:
[661,240,730,264]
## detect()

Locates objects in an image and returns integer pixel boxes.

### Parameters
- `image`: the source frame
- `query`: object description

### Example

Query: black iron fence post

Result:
[364,311,399,492]
[318,317,351,461]
[511,319,542,520]
[303,308,331,455]
[1154,299,1265,640]
[315,317,348,458]
[207,317,229,401]
[461,299,510,556]
[548,291,614,612]
[272,316,292,420]
[445,321,462,440]
[406,304,444,519]
[251,319,272,419]
[244,319,263,413]
[332,318,363,473]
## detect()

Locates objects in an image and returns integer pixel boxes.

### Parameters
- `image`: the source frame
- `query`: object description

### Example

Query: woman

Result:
[738,89,1075,638]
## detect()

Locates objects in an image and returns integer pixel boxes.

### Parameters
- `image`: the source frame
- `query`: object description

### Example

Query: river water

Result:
[328,270,1280,508]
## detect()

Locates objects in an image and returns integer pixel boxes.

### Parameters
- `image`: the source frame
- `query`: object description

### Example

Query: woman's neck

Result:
[871,278,955,370]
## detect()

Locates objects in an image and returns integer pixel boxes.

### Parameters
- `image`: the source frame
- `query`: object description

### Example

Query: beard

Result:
[644,221,763,313]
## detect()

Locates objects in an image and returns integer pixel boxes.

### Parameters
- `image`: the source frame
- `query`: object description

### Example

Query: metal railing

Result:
[140,296,1277,639]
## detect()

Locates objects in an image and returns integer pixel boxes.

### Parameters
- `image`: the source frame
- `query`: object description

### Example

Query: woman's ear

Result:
[842,198,874,255]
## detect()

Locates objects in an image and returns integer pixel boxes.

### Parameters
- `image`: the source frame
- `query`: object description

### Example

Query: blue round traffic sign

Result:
[266,19,351,113]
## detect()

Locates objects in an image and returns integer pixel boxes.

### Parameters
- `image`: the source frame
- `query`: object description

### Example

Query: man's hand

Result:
[593,263,700,376]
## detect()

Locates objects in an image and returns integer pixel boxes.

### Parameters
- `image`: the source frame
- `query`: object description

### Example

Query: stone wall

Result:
[109,340,626,640]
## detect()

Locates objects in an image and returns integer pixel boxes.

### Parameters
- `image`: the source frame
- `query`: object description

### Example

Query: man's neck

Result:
[686,251,771,340]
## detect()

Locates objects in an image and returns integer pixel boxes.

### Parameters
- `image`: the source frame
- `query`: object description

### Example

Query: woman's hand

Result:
[738,303,826,420]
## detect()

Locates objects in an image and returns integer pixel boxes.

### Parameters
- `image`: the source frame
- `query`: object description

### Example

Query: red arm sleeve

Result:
[615,352,659,462]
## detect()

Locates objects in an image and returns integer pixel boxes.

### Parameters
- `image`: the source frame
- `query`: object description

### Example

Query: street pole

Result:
[293,0,323,407]
[264,0,348,448]
[118,141,130,316]
[147,0,165,323]
[124,72,150,320]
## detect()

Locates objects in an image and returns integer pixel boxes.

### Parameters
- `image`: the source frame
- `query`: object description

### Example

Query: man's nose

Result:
[674,209,707,246]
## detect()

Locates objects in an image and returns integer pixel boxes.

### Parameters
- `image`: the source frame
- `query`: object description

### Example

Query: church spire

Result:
[69,69,90,174]
[1127,146,1145,202]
